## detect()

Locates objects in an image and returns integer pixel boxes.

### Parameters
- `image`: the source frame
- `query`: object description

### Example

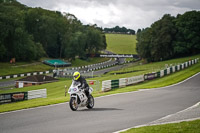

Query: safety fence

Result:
[0,88,47,104]
[102,58,199,92]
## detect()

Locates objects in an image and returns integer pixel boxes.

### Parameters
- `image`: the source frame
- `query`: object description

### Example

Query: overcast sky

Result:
[17,0,200,30]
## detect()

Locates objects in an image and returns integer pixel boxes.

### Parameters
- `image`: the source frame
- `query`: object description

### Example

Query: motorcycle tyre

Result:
[69,97,78,111]
[87,95,94,109]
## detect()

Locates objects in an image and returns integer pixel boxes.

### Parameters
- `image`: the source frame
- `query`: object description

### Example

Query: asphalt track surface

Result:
[1,73,200,133]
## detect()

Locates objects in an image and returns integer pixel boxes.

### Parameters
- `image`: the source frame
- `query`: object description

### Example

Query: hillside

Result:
[105,34,137,54]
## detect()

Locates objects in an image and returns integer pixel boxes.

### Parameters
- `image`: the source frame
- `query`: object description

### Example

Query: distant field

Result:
[106,34,137,54]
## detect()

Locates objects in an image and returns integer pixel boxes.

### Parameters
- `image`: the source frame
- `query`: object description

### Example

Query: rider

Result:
[73,71,89,98]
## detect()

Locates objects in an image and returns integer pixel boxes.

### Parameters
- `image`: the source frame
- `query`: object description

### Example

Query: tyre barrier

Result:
[102,58,199,92]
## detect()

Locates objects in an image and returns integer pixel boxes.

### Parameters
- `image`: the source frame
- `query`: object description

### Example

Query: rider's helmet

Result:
[73,71,80,81]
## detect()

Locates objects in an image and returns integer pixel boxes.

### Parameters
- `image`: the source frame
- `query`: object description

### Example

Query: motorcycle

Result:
[68,80,94,111]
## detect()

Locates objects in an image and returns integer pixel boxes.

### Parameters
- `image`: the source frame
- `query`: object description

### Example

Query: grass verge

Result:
[122,119,200,133]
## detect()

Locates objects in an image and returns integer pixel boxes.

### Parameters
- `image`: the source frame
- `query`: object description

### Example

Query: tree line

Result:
[0,0,107,62]
[136,11,200,62]
[104,26,135,34]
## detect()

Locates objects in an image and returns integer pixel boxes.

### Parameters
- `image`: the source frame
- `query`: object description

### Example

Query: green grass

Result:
[123,119,200,133]
[106,34,137,54]
[0,55,199,113]
[71,57,109,67]
[0,62,53,76]
[0,58,109,76]
[95,55,200,81]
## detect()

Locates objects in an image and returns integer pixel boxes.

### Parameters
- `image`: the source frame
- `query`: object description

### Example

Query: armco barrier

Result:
[157,71,160,78]
[102,80,112,92]
[0,92,28,104]
[160,70,164,77]
[126,75,144,85]
[144,73,157,80]
[0,89,47,104]
[102,75,144,92]
[119,78,127,87]
[28,89,47,100]
[102,58,199,92]
[172,66,175,73]
[111,80,119,89]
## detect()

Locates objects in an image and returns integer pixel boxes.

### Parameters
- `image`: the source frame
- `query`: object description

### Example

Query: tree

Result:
[137,29,142,34]
[85,26,106,54]
[0,1,107,61]
[104,26,135,34]
[150,14,177,61]
[136,14,177,62]
[174,11,200,56]
[136,28,152,62]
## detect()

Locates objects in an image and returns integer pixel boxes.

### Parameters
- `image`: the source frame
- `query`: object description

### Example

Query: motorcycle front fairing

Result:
[68,80,88,106]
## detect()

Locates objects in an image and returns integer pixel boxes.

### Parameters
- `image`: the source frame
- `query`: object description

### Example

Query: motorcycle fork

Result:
[71,95,81,104]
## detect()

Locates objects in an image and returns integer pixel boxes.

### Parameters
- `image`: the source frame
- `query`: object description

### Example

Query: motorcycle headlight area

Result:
[69,88,77,92]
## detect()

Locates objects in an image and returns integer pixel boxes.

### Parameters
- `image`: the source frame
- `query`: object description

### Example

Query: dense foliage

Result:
[0,0,107,61]
[104,26,135,34]
[136,11,200,62]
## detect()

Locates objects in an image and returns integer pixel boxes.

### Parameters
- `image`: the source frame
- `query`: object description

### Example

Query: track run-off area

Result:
[0,73,200,133]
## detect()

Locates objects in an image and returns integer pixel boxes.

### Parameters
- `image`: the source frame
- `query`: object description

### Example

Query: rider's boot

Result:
[85,89,90,104]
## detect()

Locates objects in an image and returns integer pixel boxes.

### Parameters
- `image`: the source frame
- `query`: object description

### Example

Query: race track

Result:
[1,73,200,133]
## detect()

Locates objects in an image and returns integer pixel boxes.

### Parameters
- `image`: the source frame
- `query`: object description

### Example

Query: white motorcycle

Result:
[68,80,94,111]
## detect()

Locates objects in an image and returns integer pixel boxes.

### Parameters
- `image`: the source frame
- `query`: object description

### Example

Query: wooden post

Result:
[65,85,67,97]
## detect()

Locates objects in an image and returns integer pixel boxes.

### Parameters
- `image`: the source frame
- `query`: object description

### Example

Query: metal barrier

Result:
[28,89,47,100]
[0,88,47,104]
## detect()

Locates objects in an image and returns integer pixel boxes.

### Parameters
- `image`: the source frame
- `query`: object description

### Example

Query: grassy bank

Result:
[0,57,109,77]
[0,62,53,77]
[123,119,200,133]
[0,55,199,113]
[106,34,137,54]
[94,54,200,81]
[71,57,109,67]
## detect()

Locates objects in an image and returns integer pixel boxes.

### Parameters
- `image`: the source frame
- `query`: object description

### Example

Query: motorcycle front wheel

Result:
[87,95,94,109]
[69,97,78,111]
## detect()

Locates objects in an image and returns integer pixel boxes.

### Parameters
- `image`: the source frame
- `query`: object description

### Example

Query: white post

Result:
[92,71,94,78]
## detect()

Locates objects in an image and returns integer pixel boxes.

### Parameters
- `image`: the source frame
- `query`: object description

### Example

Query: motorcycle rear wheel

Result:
[69,97,78,111]
[87,95,94,109]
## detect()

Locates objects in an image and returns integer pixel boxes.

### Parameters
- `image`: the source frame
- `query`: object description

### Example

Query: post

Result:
[65,85,67,97]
